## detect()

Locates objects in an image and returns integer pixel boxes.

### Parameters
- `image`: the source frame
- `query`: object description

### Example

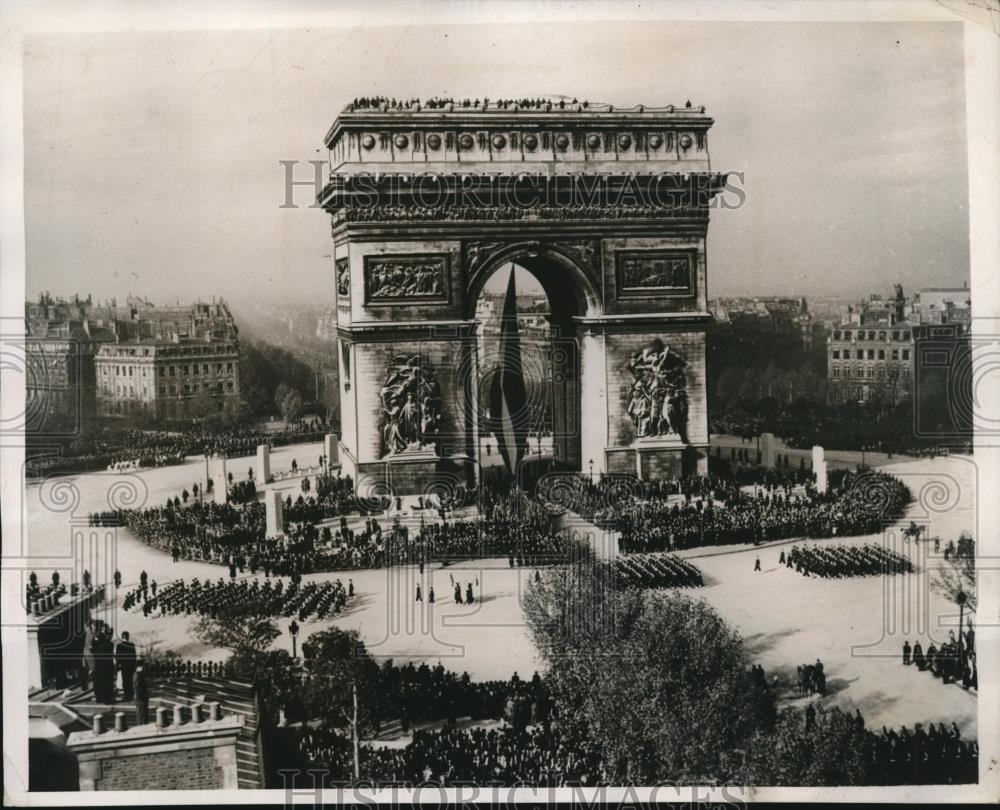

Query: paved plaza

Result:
[26,444,978,736]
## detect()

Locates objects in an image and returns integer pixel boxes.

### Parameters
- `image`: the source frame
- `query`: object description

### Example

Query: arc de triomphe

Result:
[319,98,729,495]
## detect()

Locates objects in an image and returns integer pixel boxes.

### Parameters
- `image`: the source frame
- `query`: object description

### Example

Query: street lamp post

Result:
[289,619,300,659]
[956,590,967,664]
[588,459,594,483]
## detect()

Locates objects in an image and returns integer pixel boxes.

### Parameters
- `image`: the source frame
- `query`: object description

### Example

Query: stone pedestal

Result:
[339,440,358,484]
[256,444,271,484]
[635,437,682,479]
[27,623,43,691]
[324,433,340,466]
[630,437,705,480]
[265,489,284,538]
[815,460,828,493]
[579,332,609,476]
[210,457,228,505]
[812,445,828,493]
[381,447,441,496]
[760,432,776,468]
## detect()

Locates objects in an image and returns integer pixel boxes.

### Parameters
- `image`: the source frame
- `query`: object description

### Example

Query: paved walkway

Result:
[709,432,949,471]
[25,444,979,737]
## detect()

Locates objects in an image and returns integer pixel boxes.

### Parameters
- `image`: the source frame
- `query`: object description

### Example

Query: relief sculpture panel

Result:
[625,339,689,443]
[336,258,350,298]
[379,354,442,456]
[364,255,450,305]
[616,250,695,298]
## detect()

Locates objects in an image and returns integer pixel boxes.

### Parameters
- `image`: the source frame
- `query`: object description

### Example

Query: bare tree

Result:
[932,531,976,612]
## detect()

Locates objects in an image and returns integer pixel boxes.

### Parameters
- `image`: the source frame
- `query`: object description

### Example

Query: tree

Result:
[278,388,304,425]
[299,628,380,782]
[743,706,873,785]
[251,649,302,723]
[240,338,318,419]
[523,543,775,782]
[272,382,303,424]
[192,602,281,675]
[933,531,976,612]
[274,382,292,416]
[188,391,218,422]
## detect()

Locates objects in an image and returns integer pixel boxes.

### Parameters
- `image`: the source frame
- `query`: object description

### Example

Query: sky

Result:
[23,20,969,308]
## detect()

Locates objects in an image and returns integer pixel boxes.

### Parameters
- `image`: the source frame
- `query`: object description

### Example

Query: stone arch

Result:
[323,102,725,491]
[463,241,603,323]
[465,242,600,479]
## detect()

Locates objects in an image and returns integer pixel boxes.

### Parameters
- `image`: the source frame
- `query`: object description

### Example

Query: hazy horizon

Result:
[24,21,970,306]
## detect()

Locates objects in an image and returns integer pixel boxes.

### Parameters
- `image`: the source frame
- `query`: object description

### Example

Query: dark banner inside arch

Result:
[490,268,530,475]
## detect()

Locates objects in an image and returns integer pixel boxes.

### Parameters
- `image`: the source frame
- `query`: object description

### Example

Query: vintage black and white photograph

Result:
[2,1,998,804]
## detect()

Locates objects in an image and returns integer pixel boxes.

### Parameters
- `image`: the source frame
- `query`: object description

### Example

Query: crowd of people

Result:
[362,724,608,786]
[296,667,570,784]
[299,665,550,735]
[317,489,571,570]
[903,625,977,691]
[709,410,966,458]
[413,516,569,565]
[792,705,979,785]
[102,429,189,469]
[784,543,914,578]
[30,421,333,478]
[865,719,977,785]
[296,688,976,786]
[91,499,266,559]
[344,95,597,112]
[90,471,376,573]
[614,470,910,554]
[611,553,704,589]
[301,722,608,787]
[123,575,350,622]
[24,571,68,611]
[538,472,722,524]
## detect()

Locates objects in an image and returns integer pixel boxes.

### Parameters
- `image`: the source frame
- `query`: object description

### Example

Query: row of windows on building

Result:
[101,380,235,398]
[831,366,911,380]
[100,362,235,378]
[831,349,910,361]
[104,344,237,358]
[831,329,911,342]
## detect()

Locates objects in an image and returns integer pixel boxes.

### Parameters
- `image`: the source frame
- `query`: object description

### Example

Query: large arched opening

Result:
[466,246,600,489]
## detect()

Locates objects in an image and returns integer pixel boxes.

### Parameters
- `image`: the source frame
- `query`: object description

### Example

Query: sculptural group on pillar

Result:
[380,355,442,455]
[626,340,689,443]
